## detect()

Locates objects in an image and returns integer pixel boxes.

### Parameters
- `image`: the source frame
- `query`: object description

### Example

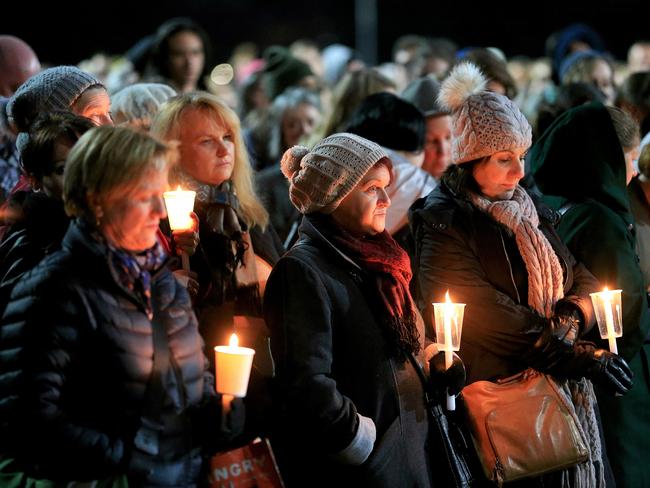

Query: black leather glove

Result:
[525,313,580,372]
[556,341,634,396]
[428,351,466,396]
[554,300,584,333]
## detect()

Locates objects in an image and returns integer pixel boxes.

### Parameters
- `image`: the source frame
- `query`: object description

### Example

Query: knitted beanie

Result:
[7,66,103,132]
[280,132,388,214]
[438,62,531,164]
[111,82,177,127]
[263,46,314,99]
[402,76,447,117]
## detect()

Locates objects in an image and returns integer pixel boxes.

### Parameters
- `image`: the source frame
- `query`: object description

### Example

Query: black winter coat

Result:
[409,183,600,384]
[0,220,225,486]
[263,215,432,488]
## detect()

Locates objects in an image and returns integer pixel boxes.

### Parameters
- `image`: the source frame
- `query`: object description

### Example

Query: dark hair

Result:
[440,159,483,197]
[145,17,212,89]
[607,106,640,151]
[616,72,650,113]
[21,111,94,181]
[345,92,425,152]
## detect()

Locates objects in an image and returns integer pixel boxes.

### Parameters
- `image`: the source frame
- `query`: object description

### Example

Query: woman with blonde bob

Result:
[0,126,241,486]
[151,92,284,437]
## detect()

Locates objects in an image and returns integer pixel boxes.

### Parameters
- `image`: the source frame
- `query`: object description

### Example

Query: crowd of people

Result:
[0,17,649,488]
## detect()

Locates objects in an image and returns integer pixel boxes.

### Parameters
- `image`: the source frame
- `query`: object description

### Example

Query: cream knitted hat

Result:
[280,132,388,214]
[438,62,531,164]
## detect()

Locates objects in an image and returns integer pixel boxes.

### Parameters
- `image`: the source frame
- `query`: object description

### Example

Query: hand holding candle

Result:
[590,287,623,354]
[432,291,465,410]
[163,186,196,271]
[214,333,255,414]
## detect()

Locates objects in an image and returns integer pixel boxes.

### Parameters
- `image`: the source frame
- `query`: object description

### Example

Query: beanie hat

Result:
[280,132,388,214]
[558,49,602,83]
[438,62,531,164]
[401,76,447,117]
[263,46,314,99]
[111,82,177,128]
[7,66,103,132]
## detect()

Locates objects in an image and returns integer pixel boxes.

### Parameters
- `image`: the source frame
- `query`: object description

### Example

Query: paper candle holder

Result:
[163,187,196,231]
[589,288,623,354]
[214,335,255,398]
[432,300,465,352]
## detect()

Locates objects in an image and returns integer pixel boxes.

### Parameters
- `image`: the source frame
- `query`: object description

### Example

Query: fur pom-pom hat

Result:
[438,62,531,164]
[280,132,388,214]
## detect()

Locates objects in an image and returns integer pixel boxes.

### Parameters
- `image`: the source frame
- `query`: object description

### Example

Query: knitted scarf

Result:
[317,216,421,360]
[108,240,167,320]
[470,185,564,318]
[470,185,604,487]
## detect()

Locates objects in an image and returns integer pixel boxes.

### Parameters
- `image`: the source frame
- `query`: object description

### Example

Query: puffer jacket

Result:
[0,220,226,486]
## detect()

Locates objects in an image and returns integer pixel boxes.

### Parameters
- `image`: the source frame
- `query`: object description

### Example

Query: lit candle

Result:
[163,186,196,271]
[433,291,465,411]
[214,334,255,413]
[590,287,623,354]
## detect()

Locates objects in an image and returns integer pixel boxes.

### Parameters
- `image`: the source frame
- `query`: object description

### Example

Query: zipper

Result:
[499,230,521,304]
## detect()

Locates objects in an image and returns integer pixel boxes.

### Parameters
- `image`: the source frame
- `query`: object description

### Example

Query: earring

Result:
[94,206,104,227]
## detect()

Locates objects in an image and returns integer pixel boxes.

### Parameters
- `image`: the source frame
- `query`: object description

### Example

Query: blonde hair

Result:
[64,126,177,220]
[151,91,268,229]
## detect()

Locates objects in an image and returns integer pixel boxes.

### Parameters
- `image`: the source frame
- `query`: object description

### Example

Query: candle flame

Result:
[445,290,451,303]
[176,185,182,191]
[229,333,239,348]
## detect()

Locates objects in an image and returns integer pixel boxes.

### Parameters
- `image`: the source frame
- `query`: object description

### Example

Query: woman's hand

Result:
[171,212,199,256]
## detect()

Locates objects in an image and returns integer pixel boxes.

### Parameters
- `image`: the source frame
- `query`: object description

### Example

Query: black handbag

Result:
[408,353,478,488]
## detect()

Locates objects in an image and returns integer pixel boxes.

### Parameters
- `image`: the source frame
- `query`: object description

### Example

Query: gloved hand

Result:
[428,351,466,396]
[525,312,580,372]
[554,300,584,333]
[563,341,634,396]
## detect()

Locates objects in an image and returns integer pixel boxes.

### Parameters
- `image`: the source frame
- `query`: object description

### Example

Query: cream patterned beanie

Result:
[438,62,531,164]
[280,132,388,214]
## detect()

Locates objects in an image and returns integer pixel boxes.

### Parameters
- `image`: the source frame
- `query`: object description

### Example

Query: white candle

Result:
[603,292,618,354]
[163,186,196,271]
[214,334,255,400]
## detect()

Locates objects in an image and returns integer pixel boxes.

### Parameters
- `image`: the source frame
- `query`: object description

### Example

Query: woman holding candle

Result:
[528,101,649,487]
[0,126,242,486]
[151,92,284,438]
[410,63,632,487]
[264,133,465,487]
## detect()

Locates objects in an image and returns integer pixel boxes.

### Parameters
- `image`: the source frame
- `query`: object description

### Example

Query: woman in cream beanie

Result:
[264,132,465,487]
[410,62,628,486]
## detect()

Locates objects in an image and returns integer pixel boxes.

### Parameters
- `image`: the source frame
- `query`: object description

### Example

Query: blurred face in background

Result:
[591,58,615,105]
[281,102,321,149]
[178,108,235,186]
[39,137,74,199]
[422,114,452,179]
[167,30,205,92]
[72,87,113,126]
[624,142,640,185]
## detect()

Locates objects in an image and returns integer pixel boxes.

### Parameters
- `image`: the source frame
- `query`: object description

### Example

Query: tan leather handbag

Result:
[461,369,589,486]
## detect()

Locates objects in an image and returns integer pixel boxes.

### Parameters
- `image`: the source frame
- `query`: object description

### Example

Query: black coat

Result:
[0,220,224,486]
[263,215,432,488]
[409,183,600,384]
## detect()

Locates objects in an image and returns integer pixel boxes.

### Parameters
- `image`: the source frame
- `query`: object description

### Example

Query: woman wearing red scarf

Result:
[263,133,463,487]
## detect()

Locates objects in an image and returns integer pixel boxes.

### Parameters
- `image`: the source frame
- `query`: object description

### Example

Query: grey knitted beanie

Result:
[402,76,447,117]
[280,132,388,214]
[7,66,103,132]
[438,62,531,164]
[111,82,176,128]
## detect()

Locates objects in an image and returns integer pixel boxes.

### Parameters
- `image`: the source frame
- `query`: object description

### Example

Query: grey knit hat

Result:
[280,132,388,214]
[111,82,176,128]
[438,62,531,164]
[7,66,103,132]
[401,76,447,117]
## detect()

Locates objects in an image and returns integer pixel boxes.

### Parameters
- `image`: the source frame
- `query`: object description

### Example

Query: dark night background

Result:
[2,0,649,66]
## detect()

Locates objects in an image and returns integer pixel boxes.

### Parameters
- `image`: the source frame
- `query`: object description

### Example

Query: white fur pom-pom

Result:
[280,145,309,179]
[438,62,487,112]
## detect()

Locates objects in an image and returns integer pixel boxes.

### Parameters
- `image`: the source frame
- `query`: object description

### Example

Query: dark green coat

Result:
[529,102,650,488]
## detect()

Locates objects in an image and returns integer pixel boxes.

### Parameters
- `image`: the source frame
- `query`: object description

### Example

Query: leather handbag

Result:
[461,368,589,486]
[408,353,477,488]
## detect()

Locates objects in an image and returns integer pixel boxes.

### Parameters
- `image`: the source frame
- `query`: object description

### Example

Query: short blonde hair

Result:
[64,126,177,219]
[151,91,268,229]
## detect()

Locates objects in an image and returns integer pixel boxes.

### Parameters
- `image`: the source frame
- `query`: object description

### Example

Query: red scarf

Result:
[317,216,421,360]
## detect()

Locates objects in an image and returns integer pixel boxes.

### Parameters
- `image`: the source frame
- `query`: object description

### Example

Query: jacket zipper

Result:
[499,230,521,304]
